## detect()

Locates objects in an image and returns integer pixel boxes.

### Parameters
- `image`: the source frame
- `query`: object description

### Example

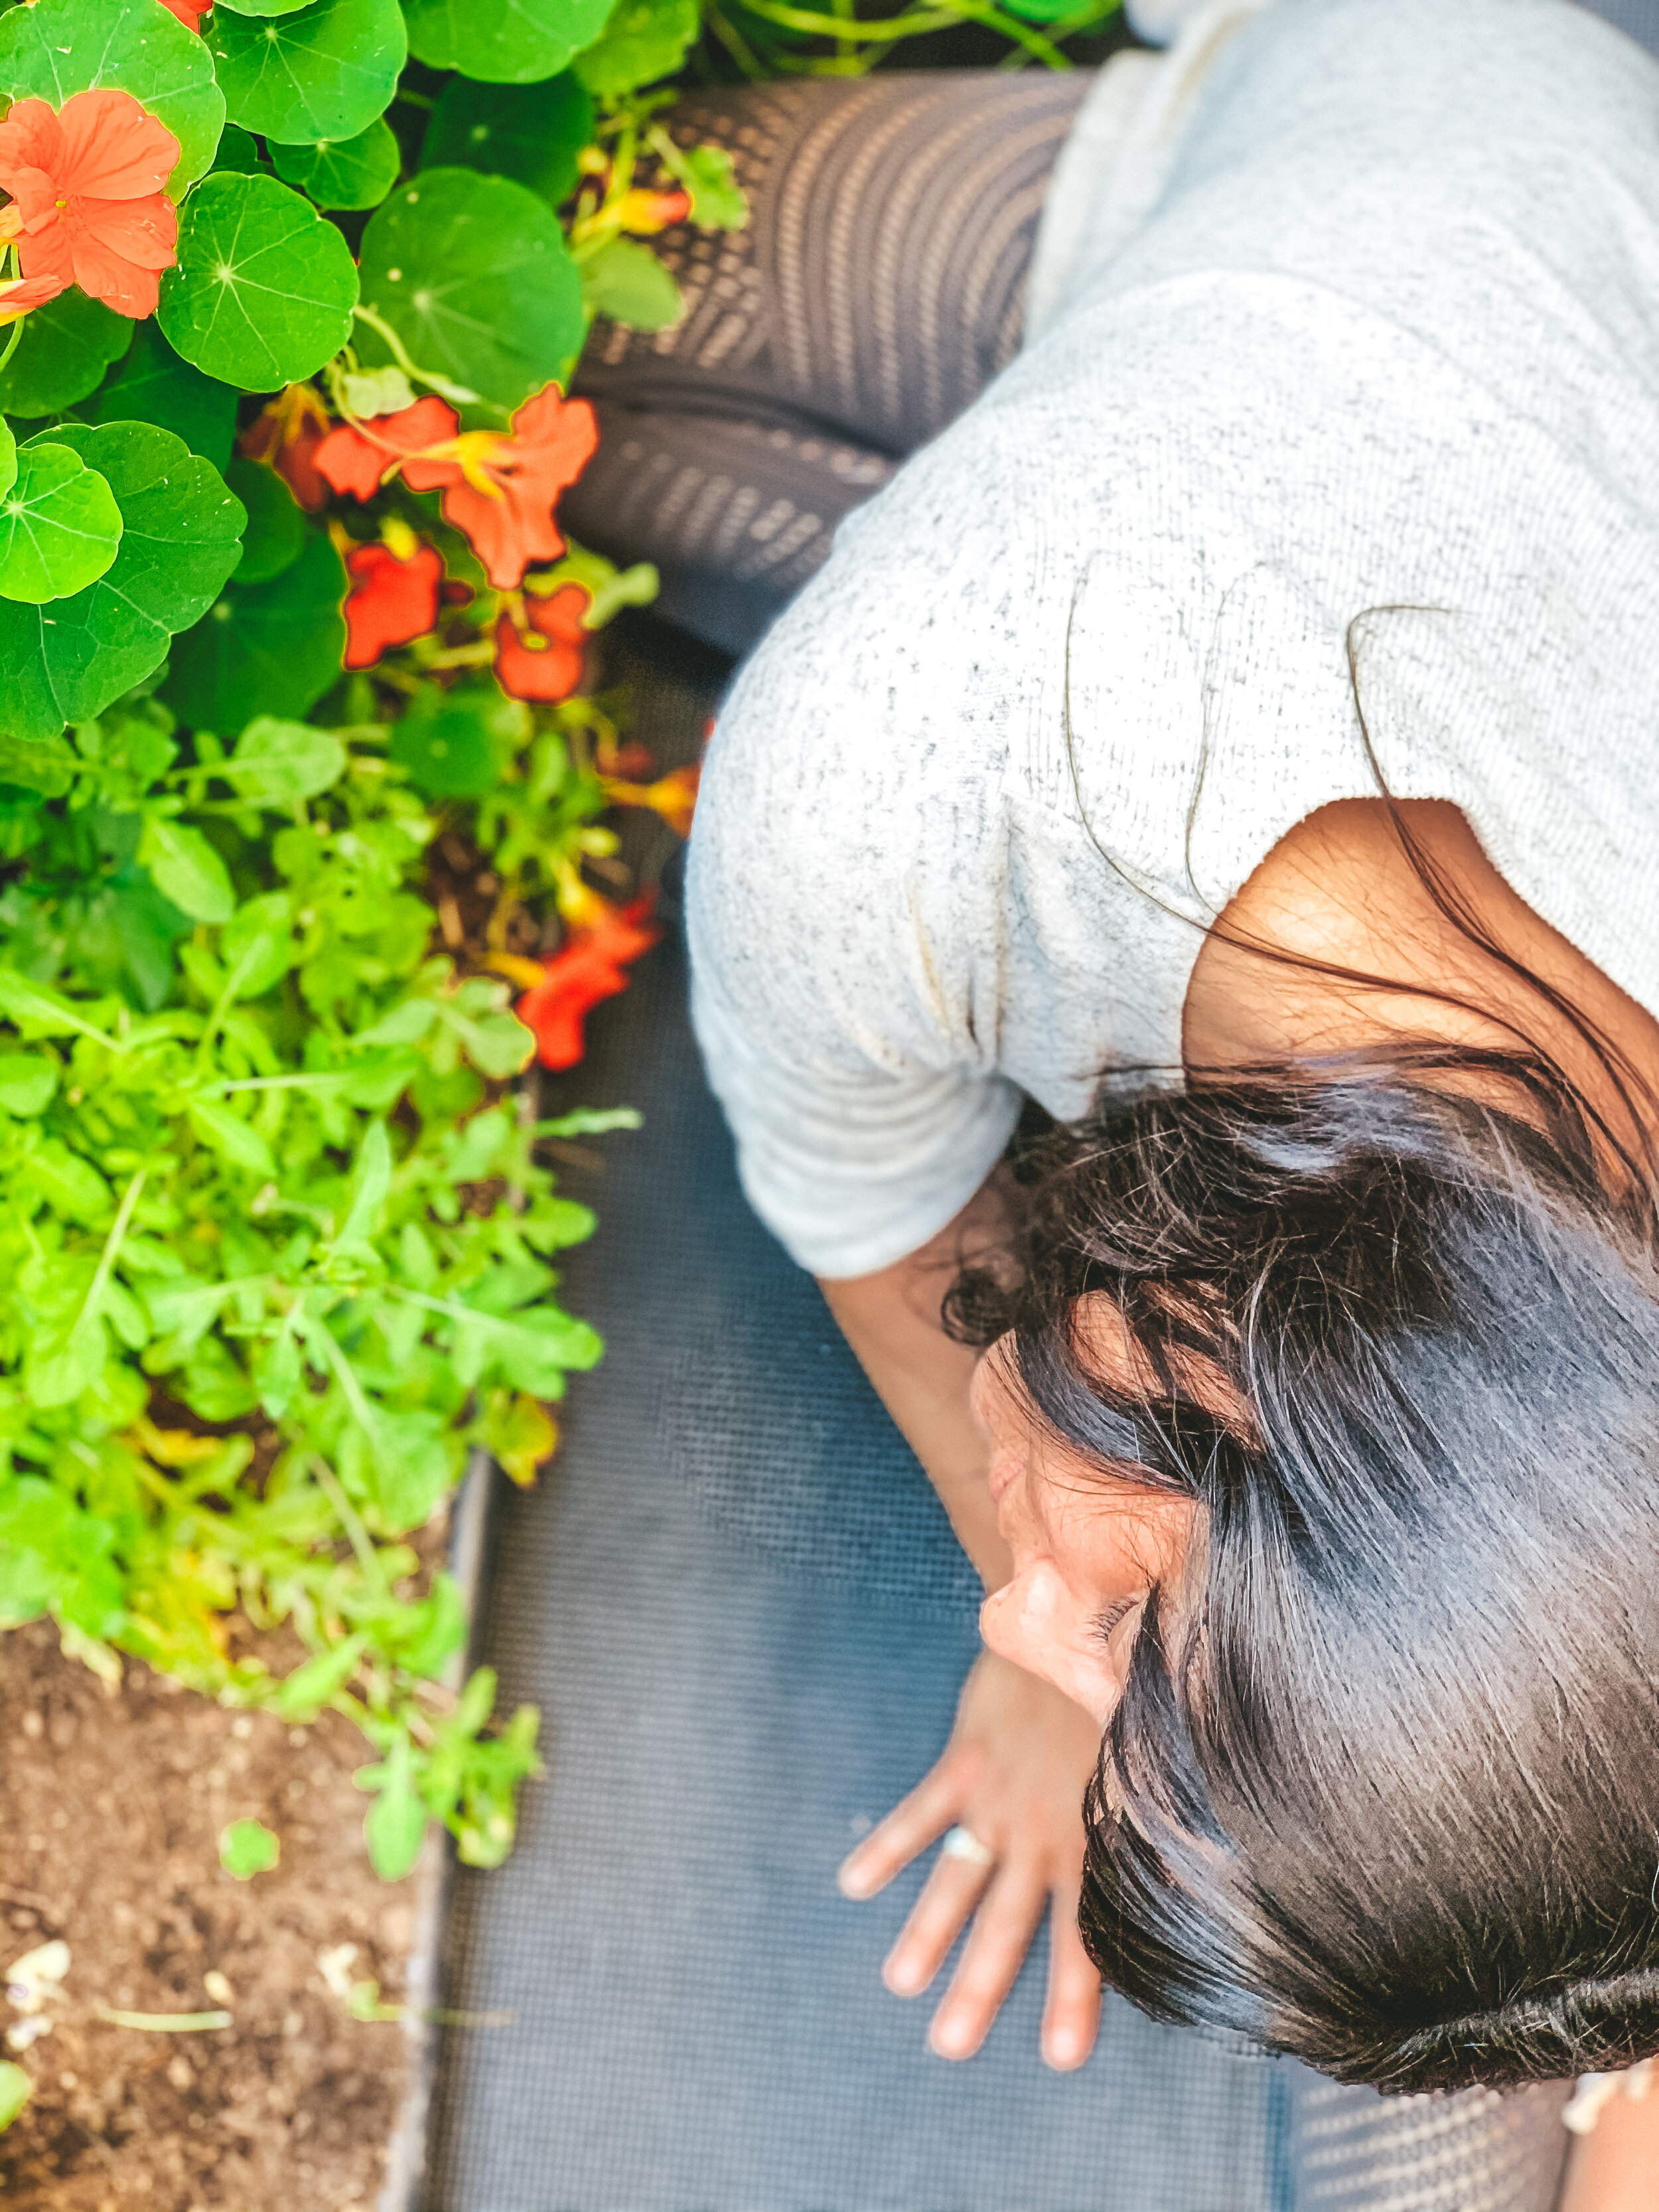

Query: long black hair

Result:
[947,638,1659,2093]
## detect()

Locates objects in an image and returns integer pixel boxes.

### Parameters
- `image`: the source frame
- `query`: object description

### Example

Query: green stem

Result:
[95,2008,233,2033]
[701,3,770,78]
[937,0,1071,67]
[309,1453,388,1595]
[0,240,25,378]
[72,1169,147,1350]
[722,0,959,37]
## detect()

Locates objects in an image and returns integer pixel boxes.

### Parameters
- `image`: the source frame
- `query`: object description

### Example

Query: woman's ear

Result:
[979,1559,1131,1726]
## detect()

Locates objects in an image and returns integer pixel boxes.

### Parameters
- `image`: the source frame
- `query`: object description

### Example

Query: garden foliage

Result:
[0,0,738,1885]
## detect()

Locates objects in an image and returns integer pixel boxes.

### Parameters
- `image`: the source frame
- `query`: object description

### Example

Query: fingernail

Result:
[930,2014,971,2058]
[837,1861,870,1900]
[883,1958,920,1996]
[1045,2028,1080,2069]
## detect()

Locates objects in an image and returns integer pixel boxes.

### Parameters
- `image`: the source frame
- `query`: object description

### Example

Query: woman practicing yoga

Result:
[563,0,1659,2201]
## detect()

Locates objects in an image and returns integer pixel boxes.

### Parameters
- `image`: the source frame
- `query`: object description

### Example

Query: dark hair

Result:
[950,905,1659,2090]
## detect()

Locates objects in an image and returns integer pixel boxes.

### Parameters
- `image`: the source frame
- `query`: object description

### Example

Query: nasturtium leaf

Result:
[362,1733,427,1881]
[224,715,348,803]
[0,0,228,190]
[678,144,749,231]
[390,683,520,797]
[139,817,236,923]
[220,889,297,998]
[403,0,614,83]
[159,172,360,390]
[0,444,123,606]
[165,528,348,729]
[218,1818,280,1880]
[0,425,245,741]
[226,457,304,583]
[270,117,401,209]
[206,0,407,147]
[581,236,683,332]
[217,0,319,15]
[0,422,16,508]
[356,169,584,415]
[420,72,593,205]
[572,0,698,98]
[0,291,133,417]
[80,323,239,471]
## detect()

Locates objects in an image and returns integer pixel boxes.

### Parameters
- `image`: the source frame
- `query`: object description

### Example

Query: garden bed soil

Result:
[0,1617,413,2212]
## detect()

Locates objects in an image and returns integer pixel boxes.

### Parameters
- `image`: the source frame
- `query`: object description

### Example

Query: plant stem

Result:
[71,1169,146,1350]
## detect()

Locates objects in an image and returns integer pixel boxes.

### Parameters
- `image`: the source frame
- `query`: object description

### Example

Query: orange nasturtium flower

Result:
[0,273,68,327]
[493,583,591,703]
[600,763,701,840]
[0,90,181,319]
[515,897,663,1072]
[315,386,600,591]
[159,0,212,24]
[615,186,691,235]
[241,384,335,510]
[342,527,445,670]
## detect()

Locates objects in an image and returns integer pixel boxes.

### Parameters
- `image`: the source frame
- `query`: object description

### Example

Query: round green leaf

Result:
[218,1817,281,1880]
[0,0,227,190]
[158,172,360,391]
[78,322,238,471]
[224,715,348,802]
[0,445,123,606]
[226,456,305,583]
[270,116,401,209]
[404,0,614,83]
[0,424,246,739]
[218,0,320,15]
[421,72,593,205]
[0,421,15,506]
[390,684,520,796]
[165,528,347,729]
[138,817,236,923]
[0,292,133,418]
[206,0,407,147]
[581,236,682,332]
[356,168,584,414]
[571,0,698,99]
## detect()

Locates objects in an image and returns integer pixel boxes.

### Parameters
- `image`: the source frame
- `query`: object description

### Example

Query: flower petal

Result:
[0,102,64,198]
[342,542,443,668]
[55,90,181,202]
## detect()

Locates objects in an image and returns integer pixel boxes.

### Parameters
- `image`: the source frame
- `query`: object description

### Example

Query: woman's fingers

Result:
[928,1865,1047,2061]
[1040,1890,1102,2071]
[837,1759,962,1901]
[881,1849,993,1999]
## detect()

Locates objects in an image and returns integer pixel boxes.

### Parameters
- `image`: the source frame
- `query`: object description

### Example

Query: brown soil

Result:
[0,1619,412,2211]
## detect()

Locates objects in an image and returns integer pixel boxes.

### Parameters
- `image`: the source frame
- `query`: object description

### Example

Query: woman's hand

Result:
[837,1649,1103,2069]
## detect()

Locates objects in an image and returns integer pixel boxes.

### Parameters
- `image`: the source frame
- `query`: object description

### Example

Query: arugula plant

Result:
[0,684,633,1879]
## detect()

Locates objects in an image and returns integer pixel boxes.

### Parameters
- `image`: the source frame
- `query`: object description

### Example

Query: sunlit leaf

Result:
[0,423,244,739]
[218,1818,280,1879]
[207,0,406,147]
[355,169,584,413]
[139,817,236,922]
[0,445,123,606]
[225,716,347,803]
[158,171,360,391]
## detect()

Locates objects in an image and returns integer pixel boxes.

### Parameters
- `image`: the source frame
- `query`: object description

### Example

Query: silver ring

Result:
[940,1824,995,1869]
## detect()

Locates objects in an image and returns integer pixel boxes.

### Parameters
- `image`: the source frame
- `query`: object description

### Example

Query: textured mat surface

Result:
[421,621,1300,2211]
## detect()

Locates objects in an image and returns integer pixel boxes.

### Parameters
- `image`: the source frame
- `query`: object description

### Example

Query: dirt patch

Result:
[0,1619,412,2211]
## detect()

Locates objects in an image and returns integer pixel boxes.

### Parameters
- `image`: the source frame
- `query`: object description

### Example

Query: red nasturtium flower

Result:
[0,90,180,319]
[616,186,692,235]
[241,384,335,511]
[493,584,590,703]
[515,897,662,1071]
[342,523,445,670]
[159,0,212,24]
[315,386,600,590]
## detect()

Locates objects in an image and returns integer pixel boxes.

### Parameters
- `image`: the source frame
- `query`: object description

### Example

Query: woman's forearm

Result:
[1561,2075,1659,2212]
[818,1171,1013,1591]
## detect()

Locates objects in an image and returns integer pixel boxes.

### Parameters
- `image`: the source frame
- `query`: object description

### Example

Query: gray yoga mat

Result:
[421,620,1304,2211]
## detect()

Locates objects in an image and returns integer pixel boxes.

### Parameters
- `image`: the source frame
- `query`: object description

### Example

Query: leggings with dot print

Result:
[561,72,1090,654]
